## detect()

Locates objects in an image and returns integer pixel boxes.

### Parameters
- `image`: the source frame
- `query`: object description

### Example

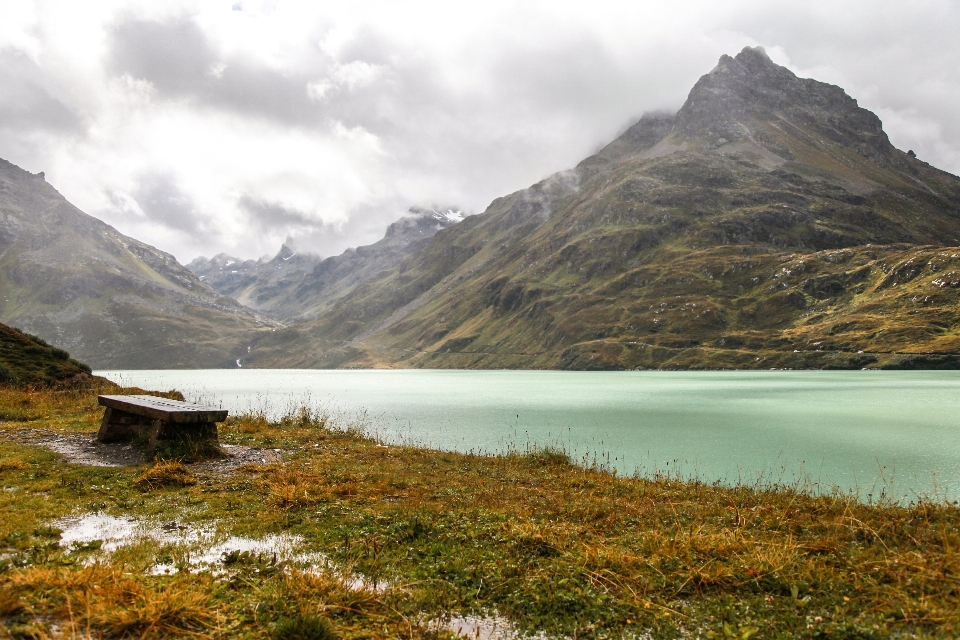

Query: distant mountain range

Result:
[186,207,465,322]
[186,244,322,321]
[0,159,277,369]
[241,47,960,370]
[5,47,960,370]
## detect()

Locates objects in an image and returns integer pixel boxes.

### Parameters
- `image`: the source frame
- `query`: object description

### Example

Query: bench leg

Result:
[99,407,222,457]
[146,419,165,455]
[147,421,221,457]
[98,407,153,443]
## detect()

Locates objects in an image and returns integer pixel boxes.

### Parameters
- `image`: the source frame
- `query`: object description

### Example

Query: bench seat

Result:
[97,394,229,452]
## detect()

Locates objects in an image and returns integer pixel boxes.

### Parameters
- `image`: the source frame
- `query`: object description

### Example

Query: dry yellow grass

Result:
[0,458,30,472]
[135,461,197,490]
[0,384,958,638]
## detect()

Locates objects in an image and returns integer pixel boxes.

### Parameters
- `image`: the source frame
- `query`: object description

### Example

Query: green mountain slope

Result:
[0,160,279,369]
[245,47,960,370]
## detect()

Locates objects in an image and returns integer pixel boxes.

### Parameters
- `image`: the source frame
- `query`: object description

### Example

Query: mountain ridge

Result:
[187,207,466,322]
[242,47,960,370]
[0,159,278,368]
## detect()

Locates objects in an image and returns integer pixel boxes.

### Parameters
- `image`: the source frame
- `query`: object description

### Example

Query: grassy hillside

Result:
[0,384,958,637]
[245,48,960,370]
[0,322,91,386]
[254,243,960,371]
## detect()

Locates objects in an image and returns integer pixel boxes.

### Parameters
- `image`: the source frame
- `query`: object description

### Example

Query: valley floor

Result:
[0,384,958,638]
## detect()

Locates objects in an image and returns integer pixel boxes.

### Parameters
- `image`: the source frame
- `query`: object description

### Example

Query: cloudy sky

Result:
[2,1,960,262]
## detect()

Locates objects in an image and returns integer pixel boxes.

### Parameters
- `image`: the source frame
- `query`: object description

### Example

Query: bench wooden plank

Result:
[98,395,228,424]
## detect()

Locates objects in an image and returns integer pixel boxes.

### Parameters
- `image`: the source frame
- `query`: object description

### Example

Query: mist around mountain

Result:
[187,207,466,322]
[5,47,960,371]
[0,159,278,369]
[243,47,960,370]
[187,244,322,320]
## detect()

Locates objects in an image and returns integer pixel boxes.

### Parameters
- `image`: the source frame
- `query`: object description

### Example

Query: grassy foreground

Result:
[0,385,958,639]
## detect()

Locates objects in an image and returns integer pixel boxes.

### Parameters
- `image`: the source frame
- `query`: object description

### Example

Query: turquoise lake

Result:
[96,369,960,503]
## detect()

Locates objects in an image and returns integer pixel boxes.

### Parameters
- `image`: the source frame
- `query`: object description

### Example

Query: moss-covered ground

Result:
[1,384,959,638]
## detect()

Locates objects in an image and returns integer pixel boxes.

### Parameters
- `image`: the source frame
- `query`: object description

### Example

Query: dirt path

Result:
[1,428,284,473]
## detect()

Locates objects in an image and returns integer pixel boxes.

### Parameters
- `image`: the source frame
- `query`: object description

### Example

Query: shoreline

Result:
[1,383,958,637]
[93,369,960,504]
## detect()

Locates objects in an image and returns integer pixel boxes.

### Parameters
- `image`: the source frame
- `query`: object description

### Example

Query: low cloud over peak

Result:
[2,1,960,262]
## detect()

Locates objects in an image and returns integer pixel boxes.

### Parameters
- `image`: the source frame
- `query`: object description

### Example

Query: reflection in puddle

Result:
[442,615,550,640]
[56,515,556,635]
[52,512,382,591]
[151,533,310,576]
[56,513,206,553]
[448,616,515,639]
[56,514,139,552]
[338,572,389,593]
[193,534,305,571]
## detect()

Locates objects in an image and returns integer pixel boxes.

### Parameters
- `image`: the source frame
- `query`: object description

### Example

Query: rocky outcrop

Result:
[187,244,321,316]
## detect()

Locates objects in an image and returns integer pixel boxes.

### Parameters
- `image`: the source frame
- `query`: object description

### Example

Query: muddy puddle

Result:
[55,513,210,555]
[444,615,522,639]
[53,512,382,591]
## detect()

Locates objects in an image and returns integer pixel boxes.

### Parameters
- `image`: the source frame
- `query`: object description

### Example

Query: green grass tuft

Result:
[272,614,338,640]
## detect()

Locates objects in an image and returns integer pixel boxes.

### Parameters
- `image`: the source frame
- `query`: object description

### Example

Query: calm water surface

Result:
[96,370,960,502]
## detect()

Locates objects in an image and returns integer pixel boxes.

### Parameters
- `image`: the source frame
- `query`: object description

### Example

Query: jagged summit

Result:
[582,44,934,197]
[189,253,242,270]
[708,45,783,80]
[674,46,892,160]
[383,206,465,242]
[189,243,304,275]
[274,243,297,261]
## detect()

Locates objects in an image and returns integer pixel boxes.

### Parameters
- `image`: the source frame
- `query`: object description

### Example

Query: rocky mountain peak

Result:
[0,158,275,368]
[673,46,893,161]
[717,45,779,75]
[223,48,960,371]
[193,253,241,269]
[274,243,297,262]
[383,206,465,242]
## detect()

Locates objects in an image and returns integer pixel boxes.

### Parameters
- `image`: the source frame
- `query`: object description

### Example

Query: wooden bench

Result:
[97,395,228,453]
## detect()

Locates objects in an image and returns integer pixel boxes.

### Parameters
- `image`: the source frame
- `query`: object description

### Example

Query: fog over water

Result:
[99,369,960,503]
[4,1,960,262]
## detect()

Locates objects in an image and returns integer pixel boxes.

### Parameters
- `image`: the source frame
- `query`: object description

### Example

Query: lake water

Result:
[96,369,960,503]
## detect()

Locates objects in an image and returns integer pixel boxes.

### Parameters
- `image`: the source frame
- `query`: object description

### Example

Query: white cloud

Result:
[0,1,43,62]
[332,60,382,90]
[0,0,959,262]
[306,79,332,102]
[306,61,384,104]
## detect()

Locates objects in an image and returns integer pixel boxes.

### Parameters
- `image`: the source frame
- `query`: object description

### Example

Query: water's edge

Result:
[97,369,960,502]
